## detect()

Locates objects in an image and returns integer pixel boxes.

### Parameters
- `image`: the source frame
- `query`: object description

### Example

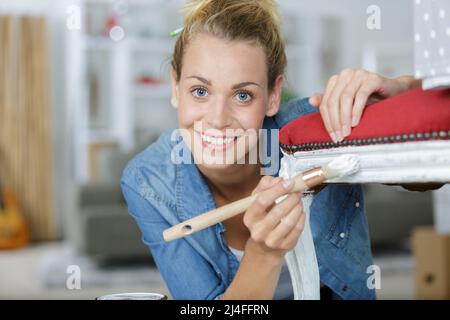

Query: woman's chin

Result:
[193,150,241,169]
[197,161,234,171]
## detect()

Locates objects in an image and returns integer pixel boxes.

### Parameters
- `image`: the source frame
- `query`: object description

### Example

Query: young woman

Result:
[121,0,421,300]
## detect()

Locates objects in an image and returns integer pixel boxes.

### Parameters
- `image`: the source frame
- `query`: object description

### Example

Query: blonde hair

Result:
[171,0,287,91]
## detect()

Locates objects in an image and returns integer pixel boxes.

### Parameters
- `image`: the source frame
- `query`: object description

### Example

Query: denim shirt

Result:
[120,98,376,300]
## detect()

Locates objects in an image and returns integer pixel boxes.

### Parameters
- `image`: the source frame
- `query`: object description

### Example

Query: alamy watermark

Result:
[170,125,280,175]
[367,5,381,30]
[66,5,81,31]
[366,264,381,290]
[66,265,81,290]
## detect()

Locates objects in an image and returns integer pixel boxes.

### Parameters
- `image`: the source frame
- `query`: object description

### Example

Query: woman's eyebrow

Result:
[186,75,211,85]
[186,75,261,89]
[232,82,261,89]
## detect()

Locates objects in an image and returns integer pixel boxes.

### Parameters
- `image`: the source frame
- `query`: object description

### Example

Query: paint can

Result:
[95,292,168,300]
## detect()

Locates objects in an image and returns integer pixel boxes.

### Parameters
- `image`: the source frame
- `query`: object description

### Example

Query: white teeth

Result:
[200,133,234,145]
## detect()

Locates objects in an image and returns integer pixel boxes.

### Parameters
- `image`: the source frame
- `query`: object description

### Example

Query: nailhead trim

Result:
[280,130,450,154]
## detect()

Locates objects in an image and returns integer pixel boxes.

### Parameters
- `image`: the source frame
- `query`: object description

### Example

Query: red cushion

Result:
[279,87,450,153]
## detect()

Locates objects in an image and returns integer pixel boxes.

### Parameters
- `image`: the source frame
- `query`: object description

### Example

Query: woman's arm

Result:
[220,239,284,300]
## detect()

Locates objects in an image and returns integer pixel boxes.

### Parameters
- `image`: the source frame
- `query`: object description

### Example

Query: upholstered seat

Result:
[279,88,450,183]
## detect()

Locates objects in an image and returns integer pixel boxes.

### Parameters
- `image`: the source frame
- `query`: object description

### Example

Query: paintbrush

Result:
[163,154,360,242]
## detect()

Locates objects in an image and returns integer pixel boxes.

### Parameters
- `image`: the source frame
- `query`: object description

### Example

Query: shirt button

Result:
[355,201,360,208]
[339,232,346,239]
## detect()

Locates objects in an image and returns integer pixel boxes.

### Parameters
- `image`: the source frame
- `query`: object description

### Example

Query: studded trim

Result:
[280,130,450,154]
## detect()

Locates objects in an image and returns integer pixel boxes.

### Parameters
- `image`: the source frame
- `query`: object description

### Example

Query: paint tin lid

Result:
[96,292,168,300]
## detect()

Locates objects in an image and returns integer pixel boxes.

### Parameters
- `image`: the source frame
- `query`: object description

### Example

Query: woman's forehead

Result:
[181,33,268,85]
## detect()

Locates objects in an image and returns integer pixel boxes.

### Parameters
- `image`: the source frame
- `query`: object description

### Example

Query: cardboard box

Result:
[412,227,450,299]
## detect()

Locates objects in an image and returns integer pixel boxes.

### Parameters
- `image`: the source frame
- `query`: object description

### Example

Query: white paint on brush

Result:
[325,154,360,178]
[284,140,450,183]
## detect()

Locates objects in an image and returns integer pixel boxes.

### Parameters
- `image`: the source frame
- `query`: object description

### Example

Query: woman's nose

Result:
[207,97,232,129]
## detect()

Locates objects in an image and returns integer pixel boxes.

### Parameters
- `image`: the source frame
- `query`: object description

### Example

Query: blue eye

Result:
[192,87,208,98]
[235,91,252,103]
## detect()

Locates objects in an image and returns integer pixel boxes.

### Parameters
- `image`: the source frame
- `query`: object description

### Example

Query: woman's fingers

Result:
[308,93,323,108]
[319,75,338,139]
[252,176,281,195]
[325,69,354,141]
[320,69,395,142]
[244,178,294,228]
[244,178,308,254]
[352,74,384,127]
[340,70,369,135]
[279,210,306,249]
[250,193,300,243]
[265,202,304,249]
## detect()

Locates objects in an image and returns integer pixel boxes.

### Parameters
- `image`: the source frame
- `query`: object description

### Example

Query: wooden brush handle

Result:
[163,172,316,242]
[163,194,257,242]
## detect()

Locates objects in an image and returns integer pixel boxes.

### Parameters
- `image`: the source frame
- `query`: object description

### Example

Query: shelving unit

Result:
[71,0,181,182]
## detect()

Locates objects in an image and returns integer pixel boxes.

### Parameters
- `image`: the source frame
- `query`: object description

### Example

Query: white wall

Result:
[279,0,414,94]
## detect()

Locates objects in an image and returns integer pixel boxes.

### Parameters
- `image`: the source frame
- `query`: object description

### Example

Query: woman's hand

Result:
[243,176,305,262]
[309,69,421,143]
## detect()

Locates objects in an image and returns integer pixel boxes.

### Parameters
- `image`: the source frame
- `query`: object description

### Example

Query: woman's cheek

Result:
[178,103,202,128]
[237,105,266,131]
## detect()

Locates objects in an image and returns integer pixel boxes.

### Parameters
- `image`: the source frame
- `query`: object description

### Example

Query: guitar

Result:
[0,182,30,249]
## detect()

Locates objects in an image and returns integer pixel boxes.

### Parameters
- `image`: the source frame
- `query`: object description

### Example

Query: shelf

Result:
[133,84,171,99]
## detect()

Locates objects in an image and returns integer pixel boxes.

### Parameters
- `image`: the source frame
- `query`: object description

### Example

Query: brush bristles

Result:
[321,154,360,179]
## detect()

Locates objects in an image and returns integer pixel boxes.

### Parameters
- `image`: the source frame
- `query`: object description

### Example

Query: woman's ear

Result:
[170,69,179,109]
[266,75,284,117]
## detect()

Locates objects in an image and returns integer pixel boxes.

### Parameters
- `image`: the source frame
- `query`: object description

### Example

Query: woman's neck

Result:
[198,163,262,203]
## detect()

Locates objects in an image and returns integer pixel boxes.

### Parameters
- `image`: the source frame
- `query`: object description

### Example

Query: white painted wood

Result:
[281,140,450,183]
[283,194,320,300]
[279,139,450,300]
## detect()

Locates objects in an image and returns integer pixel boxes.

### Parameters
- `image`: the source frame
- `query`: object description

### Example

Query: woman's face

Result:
[171,33,283,170]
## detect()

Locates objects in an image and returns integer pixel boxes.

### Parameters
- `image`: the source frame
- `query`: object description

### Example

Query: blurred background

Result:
[0,0,448,300]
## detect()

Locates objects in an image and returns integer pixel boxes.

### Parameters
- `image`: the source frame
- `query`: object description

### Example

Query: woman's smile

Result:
[194,130,239,151]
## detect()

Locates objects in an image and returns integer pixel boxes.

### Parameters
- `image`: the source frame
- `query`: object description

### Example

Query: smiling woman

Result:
[120,0,418,301]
